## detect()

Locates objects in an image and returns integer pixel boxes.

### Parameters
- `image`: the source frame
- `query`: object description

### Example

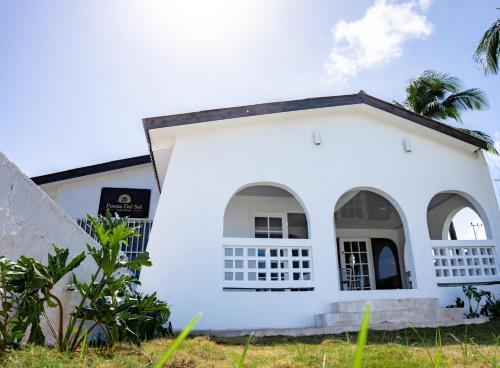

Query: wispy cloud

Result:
[325,0,433,83]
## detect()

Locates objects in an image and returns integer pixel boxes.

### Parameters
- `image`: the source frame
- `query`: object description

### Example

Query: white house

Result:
[31,91,499,334]
[137,91,500,333]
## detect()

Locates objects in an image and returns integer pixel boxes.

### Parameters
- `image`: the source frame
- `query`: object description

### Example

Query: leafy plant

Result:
[446,297,464,309]
[28,246,85,350]
[480,292,500,318]
[116,292,172,344]
[0,210,169,355]
[462,286,489,319]
[0,257,30,352]
[62,210,159,352]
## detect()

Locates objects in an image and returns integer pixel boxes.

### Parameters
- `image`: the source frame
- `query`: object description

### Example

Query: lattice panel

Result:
[223,246,312,283]
[432,246,498,278]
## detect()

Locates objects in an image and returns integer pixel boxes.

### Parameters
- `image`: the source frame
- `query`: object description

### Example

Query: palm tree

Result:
[474,11,500,75]
[396,70,497,154]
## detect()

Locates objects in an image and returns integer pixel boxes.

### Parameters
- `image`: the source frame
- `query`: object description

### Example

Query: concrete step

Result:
[201,316,489,338]
[330,298,439,313]
[317,308,463,327]
[317,299,466,328]
[317,309,441,326]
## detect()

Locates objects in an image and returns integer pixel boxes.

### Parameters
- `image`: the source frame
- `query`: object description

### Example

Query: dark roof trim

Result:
[31,155,152,185]
[143,91,488,150]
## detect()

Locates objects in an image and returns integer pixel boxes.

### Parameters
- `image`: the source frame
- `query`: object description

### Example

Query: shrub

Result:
[462,285,499,319]
[0,210,170,353]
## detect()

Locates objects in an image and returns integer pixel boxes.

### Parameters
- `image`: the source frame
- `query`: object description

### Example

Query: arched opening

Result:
[334,189,412,290]
[426,192,491,240]
[224,184,309,239]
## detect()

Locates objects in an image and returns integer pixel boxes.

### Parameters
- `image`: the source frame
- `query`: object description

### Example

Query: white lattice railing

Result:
[432,241,498,283]
[223,240,313,290]
[76,217,153,276]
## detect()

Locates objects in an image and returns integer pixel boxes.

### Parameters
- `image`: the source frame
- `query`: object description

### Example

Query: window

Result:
[253,213,308,239]
[254,216,284,238]
[287,213,308,239]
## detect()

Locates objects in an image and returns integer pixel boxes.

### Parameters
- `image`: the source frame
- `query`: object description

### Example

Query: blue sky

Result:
[0,0,499,177]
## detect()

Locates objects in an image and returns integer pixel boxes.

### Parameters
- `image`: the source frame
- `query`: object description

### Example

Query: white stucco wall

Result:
[141,105,500,330]
[40,164,159,220]
[0,151,96,343]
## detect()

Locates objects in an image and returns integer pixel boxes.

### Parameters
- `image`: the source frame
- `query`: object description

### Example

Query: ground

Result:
[2,321,499,367]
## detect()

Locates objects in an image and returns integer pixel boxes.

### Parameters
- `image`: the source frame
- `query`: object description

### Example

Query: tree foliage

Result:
[396,70,496,154]
[474,12,500,75]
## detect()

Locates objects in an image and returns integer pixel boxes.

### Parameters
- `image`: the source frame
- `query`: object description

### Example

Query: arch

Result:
[333,187,415,290]
[333,186,411,243]
[426,191,491,240]
[223,182,310,239]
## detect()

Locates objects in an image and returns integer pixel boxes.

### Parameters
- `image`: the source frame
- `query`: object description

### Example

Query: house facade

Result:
[30,92,500,333]
[138,92,500,331]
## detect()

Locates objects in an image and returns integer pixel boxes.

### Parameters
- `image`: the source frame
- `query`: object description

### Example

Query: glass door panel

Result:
[339,239,374,290]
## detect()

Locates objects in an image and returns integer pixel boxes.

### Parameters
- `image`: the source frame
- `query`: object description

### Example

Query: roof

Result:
[31,155,151,185]
[143,91,488,150]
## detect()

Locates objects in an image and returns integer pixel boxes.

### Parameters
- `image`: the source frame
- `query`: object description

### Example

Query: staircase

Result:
[315,298,488,331]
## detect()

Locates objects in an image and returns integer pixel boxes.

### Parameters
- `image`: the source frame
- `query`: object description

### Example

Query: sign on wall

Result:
[98,187,151,218]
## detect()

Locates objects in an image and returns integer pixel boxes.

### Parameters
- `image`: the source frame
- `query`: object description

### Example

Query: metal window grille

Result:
[76,217,153,277]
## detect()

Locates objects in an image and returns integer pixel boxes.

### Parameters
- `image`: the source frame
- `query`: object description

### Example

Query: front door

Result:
[371,239,402,289]
[338,238,375,290]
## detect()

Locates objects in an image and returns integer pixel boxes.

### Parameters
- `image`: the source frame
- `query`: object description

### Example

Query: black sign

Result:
[98,187,151,218]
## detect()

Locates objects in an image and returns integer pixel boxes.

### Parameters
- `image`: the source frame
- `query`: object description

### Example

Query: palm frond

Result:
[401,70,488,123]
[474,16,500,75]
[441,89,489,122]
[457,128,498,155]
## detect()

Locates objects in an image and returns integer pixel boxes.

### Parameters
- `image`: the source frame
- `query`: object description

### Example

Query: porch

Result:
[222,184,499,293]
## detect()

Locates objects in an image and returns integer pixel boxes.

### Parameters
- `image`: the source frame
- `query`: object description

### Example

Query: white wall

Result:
[0,151,96,343]
[40,164,159,219]
[141,105,500,330]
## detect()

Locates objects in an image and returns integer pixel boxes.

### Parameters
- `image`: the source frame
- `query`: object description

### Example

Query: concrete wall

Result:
[0,151,96,343]
[141,105,500,330]
[39,164,159,220]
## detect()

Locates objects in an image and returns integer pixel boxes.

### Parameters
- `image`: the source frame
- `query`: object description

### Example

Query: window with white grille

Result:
[254,216,284,238]
[432,246,498,278]
[223,246,312,285]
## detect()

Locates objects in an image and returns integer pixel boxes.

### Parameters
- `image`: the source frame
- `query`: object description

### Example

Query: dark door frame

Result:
[371,238,403,290]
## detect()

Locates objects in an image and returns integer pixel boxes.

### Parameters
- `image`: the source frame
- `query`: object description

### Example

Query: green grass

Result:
[1,320,499,368]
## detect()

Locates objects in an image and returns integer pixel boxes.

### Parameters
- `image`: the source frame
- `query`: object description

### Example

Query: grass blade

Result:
[353,303,371,368]
[78,329,88,360]
[234,332,254,368]
[154,313,201,368]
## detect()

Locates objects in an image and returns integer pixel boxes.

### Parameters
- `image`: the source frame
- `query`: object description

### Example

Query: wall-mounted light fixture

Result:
[402,138,412,153]
[313,130,321,145]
